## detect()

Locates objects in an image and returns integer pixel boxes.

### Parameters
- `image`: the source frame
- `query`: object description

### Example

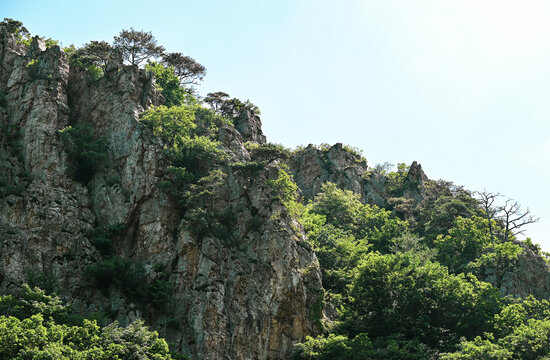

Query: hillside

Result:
[1,21,549,360]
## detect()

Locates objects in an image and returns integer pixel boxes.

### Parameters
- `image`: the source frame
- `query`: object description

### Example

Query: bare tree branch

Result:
[475,190,501,242]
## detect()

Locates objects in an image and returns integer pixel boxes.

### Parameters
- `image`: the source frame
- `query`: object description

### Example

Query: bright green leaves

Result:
[141,105,229,242]
[267,168,298,206]
[0,286,180,360]
[0,315,175,360]
[140,105,196,147]
[145,62,196,107]
[308,182,408,252]
[468,242,524,274]
[308,224,370,297]
[435,216,493,273]
[140,104,226,186]
[443,297,550,359]
[296,182,407,315]
[0,284,67,322]
[435,216,523,274]
[347,252,502,350]
[294,333,433,360]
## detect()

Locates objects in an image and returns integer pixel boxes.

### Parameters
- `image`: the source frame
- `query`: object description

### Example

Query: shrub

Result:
[0,314,175,359]
[267,168,298,206]
[245,142,290,163]
[83,256,147,301]
[145,62,196,107]
[60,124,108,184]
[231,161,266,177]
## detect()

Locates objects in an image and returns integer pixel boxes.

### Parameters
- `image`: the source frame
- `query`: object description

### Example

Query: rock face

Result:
[233,110,266,144]
[481,243,550,299]
[287,143,399,207]
[2,27,550,360]
[0,30,322,360]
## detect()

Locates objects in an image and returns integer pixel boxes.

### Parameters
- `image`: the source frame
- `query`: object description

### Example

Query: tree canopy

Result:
[113,28,165,66]
[162,52,206,86]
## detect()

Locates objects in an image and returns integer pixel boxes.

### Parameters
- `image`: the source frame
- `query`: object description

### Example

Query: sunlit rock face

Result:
[0,30,322,359]
[2,28,549,360]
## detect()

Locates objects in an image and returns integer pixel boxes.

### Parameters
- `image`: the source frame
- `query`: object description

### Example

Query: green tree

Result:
[308,182,408,252]
[75,41,114,69]
[434,216,493,273]
[113,28,165,66]
[162,52,206,86]
[0,285,183,359]
[346,252,502,351]
[416,180,480,240]
[145,62,195,107]
[0,18,30,41]
[204,92,260,119]
[59,124,108,184]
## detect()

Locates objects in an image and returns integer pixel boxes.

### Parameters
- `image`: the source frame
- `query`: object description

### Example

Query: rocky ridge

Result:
[1,28,550,359]
[0,31,322,360]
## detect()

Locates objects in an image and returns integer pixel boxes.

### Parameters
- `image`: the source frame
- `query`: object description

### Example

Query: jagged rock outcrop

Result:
[287,143,382,203]
[3,25,550,360]
[481,243,550,299]
[0,30,322,360]
[233,110,266,144]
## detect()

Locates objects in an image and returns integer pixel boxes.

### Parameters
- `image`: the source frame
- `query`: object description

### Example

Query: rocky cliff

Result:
[1,28,550,360]
[0,31,323,360]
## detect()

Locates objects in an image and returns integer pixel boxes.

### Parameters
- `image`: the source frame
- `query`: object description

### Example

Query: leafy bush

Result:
[468,242,524,273]
[60,124,108,184]
[416,180,481,240]
[434,216,492,273]
[294,333,433,360]
[0,284,68,322]
[267,168,298,206]
[0,314,177,360]
[345,252,503,351]
[308,182,408,252]
[141,105,228,223]
[389,232,436,261]
[83,256,147,300]
[442,297,550,359]
[245,142,290,163]
[231,161,266,177]
[145,62,196,107]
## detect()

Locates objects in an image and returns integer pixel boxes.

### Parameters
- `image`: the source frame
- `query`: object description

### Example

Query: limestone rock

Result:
[480,244,550,298]
[0,29,322,360]
[233,110,266,144]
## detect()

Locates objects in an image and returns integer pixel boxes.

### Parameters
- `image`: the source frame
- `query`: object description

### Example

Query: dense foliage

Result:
[59,123,108,184]
[292,176,543,359]
[4,19,547,360]
[0,285,182,359]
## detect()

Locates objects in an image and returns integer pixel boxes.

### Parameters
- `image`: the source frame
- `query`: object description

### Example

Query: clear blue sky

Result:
[2,0,549,249]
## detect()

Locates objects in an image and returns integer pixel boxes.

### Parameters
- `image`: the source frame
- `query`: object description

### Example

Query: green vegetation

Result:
[204,91,261,118]
[113,28,165,66]
[5,18,547,360]
[0,285,182,359]
[0,18,30,43]
[245,142,291,163]
[60,123,108,184]
[292,177,540,359]
[145,62,196,106]
[140,105,227,216]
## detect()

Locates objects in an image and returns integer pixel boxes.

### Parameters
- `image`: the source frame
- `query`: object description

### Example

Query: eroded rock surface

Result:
[0,30,321,360]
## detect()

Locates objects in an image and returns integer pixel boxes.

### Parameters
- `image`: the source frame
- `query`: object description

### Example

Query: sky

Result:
[2,0,549,249]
